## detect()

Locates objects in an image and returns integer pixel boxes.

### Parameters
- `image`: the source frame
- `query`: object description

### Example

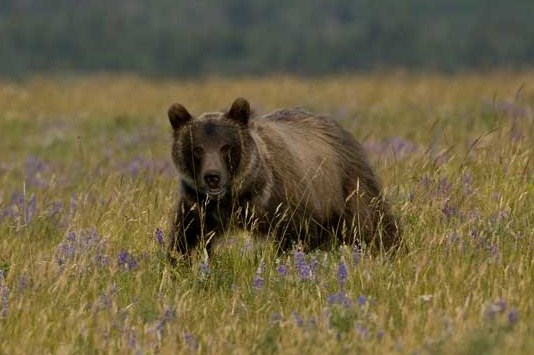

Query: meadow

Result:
[0,72,533,354]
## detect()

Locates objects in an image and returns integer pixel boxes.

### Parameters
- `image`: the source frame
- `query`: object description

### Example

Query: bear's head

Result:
[168,98,251,201]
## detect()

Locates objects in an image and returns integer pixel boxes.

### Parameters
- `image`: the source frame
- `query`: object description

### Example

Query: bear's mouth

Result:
[206,188,226,200]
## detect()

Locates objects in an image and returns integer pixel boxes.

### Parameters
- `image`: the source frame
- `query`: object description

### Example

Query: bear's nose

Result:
[204,172,221,189]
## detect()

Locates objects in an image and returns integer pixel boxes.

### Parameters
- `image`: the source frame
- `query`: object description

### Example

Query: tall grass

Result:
[1,72,533,354]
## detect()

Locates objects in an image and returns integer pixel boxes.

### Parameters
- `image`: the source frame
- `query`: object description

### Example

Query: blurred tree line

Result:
[0,0,533,77]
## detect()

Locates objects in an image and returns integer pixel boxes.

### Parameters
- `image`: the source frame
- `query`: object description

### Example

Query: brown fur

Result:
[167,98,400,263]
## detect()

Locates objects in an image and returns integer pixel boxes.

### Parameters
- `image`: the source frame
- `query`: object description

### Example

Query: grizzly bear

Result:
[167,98,400,263]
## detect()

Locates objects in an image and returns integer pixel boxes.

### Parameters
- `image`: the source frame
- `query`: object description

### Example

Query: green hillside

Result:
[0,0,533,76]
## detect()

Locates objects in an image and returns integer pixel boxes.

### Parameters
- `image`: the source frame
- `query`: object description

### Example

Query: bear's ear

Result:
[168,103,192,130]
[226,97,250,126]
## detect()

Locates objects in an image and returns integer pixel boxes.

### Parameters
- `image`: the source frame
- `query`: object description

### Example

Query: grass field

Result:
[1,72,533,354]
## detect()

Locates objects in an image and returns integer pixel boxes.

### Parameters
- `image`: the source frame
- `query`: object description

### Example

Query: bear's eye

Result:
[193,146,204,159]
[220,144,231,154]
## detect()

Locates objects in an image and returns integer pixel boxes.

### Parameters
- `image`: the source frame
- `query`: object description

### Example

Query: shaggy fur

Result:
[167,98,400,263]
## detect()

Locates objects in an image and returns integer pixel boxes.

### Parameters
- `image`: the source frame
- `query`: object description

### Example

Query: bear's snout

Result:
[203,171,222,190]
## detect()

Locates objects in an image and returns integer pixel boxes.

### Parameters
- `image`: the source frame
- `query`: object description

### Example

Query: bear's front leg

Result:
[167,199,206,265]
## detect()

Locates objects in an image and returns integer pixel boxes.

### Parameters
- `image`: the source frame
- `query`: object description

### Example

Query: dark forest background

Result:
[1,0,533,77]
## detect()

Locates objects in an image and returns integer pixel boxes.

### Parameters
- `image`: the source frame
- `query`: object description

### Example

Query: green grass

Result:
[1,72,533,354]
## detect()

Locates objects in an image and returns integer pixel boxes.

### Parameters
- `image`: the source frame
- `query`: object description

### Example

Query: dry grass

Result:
[1,71,533,354]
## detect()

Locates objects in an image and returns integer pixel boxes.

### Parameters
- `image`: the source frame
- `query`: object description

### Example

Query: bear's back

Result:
[250,109,349,220]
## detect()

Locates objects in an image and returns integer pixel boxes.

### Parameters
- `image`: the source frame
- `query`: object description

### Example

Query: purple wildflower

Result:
[127,329,137,350]
[434,152,449,166]
[358,294,367,306]
[2,192,39,224]
[469,229,500,258]
[311,257,320,273]
[56,232,77,266]
[294,250,313,280]
[11,192,24,206]
[376,329,385,341]
[0,207,13,221]
[437,177,451,196]
[162,307,174,322]
[24,156,45,175]
[154,228,164,246]
[57,229,109,269]
[294,250,305,267]
[462,172,474,195]
[154,307,175,338]
[327,292,352,308]
[252,273,264,290]
[490,209,509,224]
[252,262,265,290]
[199,261,209,276]
[486,243,500,259]
[510,122,521,142]
[276,264,288,277]
[184,332,199,351]
[442,200,459,220]
[495,299,506,311]
[117,250,138,271]
[363,137,418,158]
[355,322,369,338]
[48,201,63,216]
[99,293,113,310]
[95,254,110,267]
[508,309,519,326]
[483,99,531,119]
[127,158,142,178]
[25,195,37,224]
[420,175,431,191]
[155,321,164,337]
[83,229,101,249]
[362,141,380,155]
[486,299,507,320]
[292,311,305,327]
[117,156,173,179]
[387,136,418,156]
[18,275,28,292]
[446,232,461,247]
[337,261,348,288]
[67,230,76,241]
